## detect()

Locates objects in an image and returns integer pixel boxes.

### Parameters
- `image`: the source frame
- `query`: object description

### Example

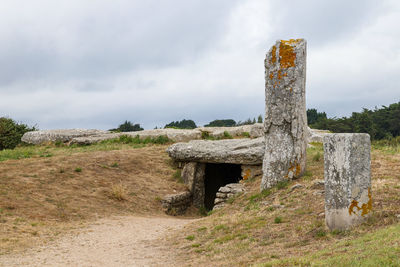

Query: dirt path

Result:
[0,216,195,267]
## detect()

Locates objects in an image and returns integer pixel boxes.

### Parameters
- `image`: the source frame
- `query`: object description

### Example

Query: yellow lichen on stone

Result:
[269,72,274,80]
[348,187,372,216]
[270,45,277,64]
[277,70,282,80]
[286,163,301,178]
[279,40,297,69]
[243,169,251,180]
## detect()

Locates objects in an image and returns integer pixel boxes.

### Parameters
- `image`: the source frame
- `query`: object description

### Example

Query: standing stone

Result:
[261,39,308,190]
[181,162,206,208]
[323,133,371,230]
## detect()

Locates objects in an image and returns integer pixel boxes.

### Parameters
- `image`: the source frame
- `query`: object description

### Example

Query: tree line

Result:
[307,102,400,140]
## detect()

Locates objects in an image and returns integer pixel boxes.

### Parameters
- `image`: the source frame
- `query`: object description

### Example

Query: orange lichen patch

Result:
[270,45,277,64]
[279,40,297,69]
[243,169,251,180]
[269,72,274,80]
[289,88,293,93]
[286,163,302,178]
[277,70,282,80]
[348,188,372,216]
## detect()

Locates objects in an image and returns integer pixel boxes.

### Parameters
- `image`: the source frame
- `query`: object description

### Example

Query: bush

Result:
[204,119,236,127]
[111,121,143,132]
[0,117,36,150]
[165,119,197,129]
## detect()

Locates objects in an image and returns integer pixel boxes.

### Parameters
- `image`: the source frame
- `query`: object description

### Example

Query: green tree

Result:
[204,119,236,127]
[257,115,263,123]
[116,121,143,132]
[165,119,197,129]
[0,117,36,150]
[307,108,327,125]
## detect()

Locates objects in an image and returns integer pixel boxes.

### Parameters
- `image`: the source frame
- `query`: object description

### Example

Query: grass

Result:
[262,223,400,266]
[0,135,171,163]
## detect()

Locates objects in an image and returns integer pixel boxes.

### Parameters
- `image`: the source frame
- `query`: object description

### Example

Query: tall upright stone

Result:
[323,133,372,230]
[261,39,308,190]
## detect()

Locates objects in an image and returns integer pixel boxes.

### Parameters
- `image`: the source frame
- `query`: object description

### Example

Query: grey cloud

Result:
[0,0,240,88]
[268,0,384,47]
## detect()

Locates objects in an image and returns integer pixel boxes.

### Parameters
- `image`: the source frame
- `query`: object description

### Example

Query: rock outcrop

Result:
[167,137,265,165]
[261,39,308,190]
[308,127,330,143]
[21,129,108,145]
[22,124,265,145]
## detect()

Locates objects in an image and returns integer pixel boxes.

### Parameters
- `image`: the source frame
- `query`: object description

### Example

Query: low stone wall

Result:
[161,191,192,215]
[213,183,245,210]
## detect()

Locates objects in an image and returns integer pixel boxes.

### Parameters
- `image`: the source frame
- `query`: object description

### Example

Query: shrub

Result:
[223,131,233,139]
[0,117,36,150]
[109,182,128,201]
[111,121,143,132]
[165,119,197,129]
[312,152,321,162]
[242,132,250,138]
[274,216,283,224]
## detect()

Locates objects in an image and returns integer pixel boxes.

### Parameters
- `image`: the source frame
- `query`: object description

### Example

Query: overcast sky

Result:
[0,0,399,130]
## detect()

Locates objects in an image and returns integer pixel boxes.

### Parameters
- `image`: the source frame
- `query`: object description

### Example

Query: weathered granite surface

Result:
[167,137,265,165]
[323,133,371,230]
[70,129,202,144]
[213,183,245,210]
[21,129,108,145]
[261,39,308,190]
[308,127,330,143]
[181,162,206,208]
[241,165,262,180]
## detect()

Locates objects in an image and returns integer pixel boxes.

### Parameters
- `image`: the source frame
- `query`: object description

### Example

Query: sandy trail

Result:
[0,216,195,267]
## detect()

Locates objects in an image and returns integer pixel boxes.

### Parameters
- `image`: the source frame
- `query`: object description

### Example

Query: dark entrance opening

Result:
[204,163,242,210]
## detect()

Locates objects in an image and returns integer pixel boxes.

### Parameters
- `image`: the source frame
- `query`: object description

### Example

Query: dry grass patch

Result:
[0,144,190,254]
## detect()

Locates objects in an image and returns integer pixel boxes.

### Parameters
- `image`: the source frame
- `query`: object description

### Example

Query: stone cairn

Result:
[323,133,372,230]
[213,183,245,210]
[261,39,308,190]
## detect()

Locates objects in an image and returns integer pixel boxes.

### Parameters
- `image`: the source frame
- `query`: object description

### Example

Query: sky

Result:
[0,0,399,130]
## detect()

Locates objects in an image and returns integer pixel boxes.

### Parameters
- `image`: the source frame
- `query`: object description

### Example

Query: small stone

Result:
[396,214,400,220]
[214,198,225,205]
[311,179,324,189]
[318,212,325,217]
[219,186,231,193]
[216,192,227,198]
[213,204,225,210]
[290,184,303,192]
[312,190,324,196]
[272,204,284,209]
